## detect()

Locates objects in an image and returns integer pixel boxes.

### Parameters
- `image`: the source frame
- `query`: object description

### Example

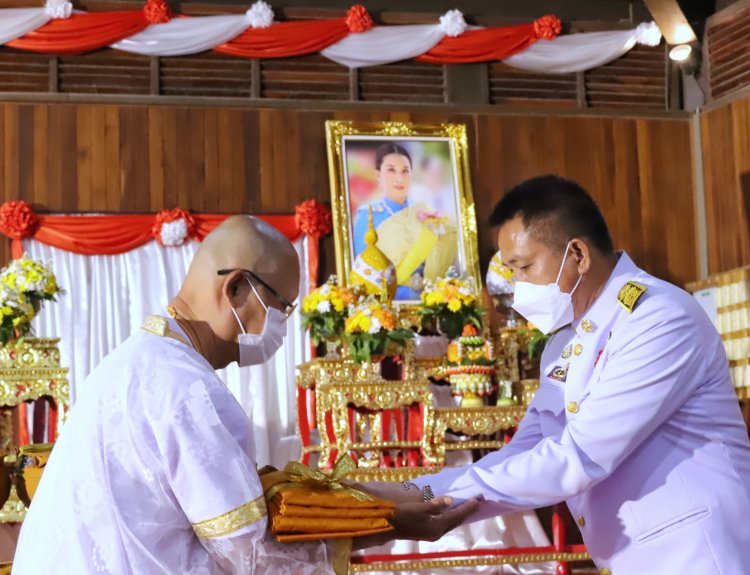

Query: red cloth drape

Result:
[417,16,561,64]
[6,213,302,257]
[6,11,151,55]
[417,23,539,64]
[214,18,350,59]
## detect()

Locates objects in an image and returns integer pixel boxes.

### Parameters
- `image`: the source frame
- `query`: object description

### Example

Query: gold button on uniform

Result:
[581,319,597,333]
[600,568,612,575]
[576,515,585,527]
[573,343,583,356]
[567,401,579,413]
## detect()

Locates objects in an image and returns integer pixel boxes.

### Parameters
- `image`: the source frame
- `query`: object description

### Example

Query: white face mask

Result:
[511,242,583,335]
[230,280,287,367]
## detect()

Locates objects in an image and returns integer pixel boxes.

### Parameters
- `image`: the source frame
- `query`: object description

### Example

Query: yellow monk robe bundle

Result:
[259,456,395,543]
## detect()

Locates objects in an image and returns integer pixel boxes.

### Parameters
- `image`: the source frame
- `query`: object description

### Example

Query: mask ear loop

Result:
[555,241,584,296]
[246,277,269,312]
[555,241,573,285]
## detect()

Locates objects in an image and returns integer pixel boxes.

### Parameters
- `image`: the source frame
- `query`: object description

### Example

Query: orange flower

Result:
[0,201,38,240]
[534,15,562,41]
[346,4,373,33]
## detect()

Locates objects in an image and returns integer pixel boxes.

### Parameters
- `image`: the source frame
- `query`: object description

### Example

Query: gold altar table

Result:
[0,338,69,522]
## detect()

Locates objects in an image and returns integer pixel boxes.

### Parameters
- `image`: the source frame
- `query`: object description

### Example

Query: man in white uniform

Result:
[13,216,474,574]
[373,176,750,574]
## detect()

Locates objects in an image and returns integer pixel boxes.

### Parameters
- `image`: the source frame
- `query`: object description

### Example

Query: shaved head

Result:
[171,215,300,369]
[184,215,299,303]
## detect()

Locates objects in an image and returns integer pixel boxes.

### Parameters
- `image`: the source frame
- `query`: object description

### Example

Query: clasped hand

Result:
[351,481,482,547]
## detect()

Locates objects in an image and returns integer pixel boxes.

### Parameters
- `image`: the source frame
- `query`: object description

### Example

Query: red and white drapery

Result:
[0,199,332,468]
[0,0,663,73]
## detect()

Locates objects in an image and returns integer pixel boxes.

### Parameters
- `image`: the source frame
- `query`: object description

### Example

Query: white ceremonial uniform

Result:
[14,315,335,575]
[413,252,750,575]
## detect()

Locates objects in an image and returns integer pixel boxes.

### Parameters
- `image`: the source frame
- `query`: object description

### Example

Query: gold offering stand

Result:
[296,330,589,572]
[0,338,69,522]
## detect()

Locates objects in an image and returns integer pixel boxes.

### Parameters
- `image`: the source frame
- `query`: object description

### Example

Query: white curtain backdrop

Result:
[23,237,310,469]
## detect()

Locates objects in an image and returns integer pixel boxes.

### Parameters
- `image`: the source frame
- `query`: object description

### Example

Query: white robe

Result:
[13,315,335,574]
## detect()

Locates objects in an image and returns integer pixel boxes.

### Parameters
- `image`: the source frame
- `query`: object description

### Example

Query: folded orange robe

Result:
[260,461,395,543]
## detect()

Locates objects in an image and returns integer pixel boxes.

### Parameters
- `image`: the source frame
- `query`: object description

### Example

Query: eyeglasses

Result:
[217,268,297,319]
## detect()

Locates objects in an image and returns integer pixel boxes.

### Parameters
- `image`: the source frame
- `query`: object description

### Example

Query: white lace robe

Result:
[13,316,335,575]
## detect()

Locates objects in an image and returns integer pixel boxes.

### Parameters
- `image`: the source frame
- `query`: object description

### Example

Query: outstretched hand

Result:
[389,495,481,542]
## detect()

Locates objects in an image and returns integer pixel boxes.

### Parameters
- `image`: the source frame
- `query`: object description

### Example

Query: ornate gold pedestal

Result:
[0,338,69,522]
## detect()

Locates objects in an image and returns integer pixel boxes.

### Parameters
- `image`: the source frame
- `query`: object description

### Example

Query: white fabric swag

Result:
[24,237,310,469]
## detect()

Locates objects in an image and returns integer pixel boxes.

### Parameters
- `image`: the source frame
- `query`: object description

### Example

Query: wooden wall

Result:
[702,95,750,275]
[0,101,698,286]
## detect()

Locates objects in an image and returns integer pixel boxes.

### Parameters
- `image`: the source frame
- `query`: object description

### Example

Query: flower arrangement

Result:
[301,277,359,345]
[0,255,64,345]
[344,297,413,364]
[418,272,483,340]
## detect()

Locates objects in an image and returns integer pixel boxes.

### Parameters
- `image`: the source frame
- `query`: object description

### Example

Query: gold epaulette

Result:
[617,281,647,313]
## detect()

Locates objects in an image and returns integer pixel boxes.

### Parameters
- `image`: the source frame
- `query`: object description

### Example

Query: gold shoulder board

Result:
[617,281,647,313]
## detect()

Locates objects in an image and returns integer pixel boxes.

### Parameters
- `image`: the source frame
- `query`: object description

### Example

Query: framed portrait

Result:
[325,121,481,304]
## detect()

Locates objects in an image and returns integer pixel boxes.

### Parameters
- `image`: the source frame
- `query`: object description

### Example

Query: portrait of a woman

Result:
[351,141,458,300]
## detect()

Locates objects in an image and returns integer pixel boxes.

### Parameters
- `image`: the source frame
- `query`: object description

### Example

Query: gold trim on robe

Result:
[192,496,268,539]
[141,314,191,347]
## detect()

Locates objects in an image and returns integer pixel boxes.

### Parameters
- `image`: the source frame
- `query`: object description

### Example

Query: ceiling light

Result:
[669,44,692,62]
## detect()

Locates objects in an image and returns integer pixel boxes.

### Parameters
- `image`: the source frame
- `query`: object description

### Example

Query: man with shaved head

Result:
[14,216,475,574]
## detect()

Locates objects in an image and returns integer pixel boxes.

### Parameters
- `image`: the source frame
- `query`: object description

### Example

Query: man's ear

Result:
[222,271,251,307]
[569,238,592,275]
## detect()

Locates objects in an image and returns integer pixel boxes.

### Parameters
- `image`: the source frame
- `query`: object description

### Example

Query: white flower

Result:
[245,0,274,28]
[160,219,189,247]
[320,284,331,295]
[635,22,662,47]
[45,0,73,19]
[368,317,382,334]
[439,9,467,37]
[316,300,331,313]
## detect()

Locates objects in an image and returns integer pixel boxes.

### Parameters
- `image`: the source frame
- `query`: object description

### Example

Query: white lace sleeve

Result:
[202,531,339,575]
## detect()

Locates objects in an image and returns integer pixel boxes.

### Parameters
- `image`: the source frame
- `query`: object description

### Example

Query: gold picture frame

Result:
[325,121,482,305]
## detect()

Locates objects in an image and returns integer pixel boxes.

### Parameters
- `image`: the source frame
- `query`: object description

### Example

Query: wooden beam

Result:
[643,0,697,44]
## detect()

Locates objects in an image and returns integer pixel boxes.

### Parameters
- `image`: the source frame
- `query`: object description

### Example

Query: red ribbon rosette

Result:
[152,208,196,247]
[533,15,562,41]
[144,0,173,25]
[0,201,39,240]
[346,5,373,33]
[295,200,332,240]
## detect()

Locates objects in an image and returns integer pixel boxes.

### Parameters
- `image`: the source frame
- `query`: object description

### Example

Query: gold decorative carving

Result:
[348,553,592,572]
[0,338,69,523]
[436,406,527,436]
[348,467,440,483]
[0,338,69,412]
